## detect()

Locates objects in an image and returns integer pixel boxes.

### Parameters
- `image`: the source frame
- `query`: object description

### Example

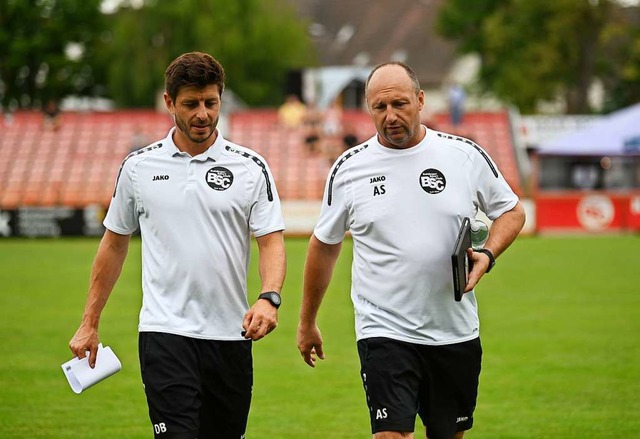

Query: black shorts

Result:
[139,332,253,439]
[357,337,482,439]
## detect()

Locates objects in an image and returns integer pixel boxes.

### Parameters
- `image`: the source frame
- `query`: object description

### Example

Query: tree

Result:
[0,0,106,111]
[597,5,640,112]
[99,0,317,107]
[436,0,640,114]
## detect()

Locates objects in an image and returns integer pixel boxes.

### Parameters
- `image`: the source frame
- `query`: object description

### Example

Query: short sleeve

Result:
[313,162,350,244]
[472,146,519,220]
[103,159,140,234]
[248,160,285,237]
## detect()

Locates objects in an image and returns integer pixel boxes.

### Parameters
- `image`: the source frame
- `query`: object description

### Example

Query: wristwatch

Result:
[258,291,281,309]
[474,249,496,273]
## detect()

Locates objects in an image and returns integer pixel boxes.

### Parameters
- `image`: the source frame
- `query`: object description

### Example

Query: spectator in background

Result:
[342,122,359,151]
[448,83,466,129]
[43,99,61,131]
[323,99,343,137]
[319,99,345,161]
[302,101,324,154]
[69,51,286,439]
[278,93,307,129]
[324,121,359,165]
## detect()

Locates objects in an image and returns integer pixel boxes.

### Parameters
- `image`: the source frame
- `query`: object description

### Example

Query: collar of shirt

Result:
[164,127,225,162]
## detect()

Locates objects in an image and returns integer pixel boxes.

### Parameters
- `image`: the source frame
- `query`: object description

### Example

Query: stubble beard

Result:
[383,125,411,148]
[176,115,219,144]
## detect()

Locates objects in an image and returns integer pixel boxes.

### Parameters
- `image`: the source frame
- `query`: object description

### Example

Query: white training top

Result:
[314,127,519,345]
[104,128,285,340]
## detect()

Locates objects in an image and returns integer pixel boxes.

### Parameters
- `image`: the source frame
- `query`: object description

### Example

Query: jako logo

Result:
[152,175,169,181]
[419,168,446,194]
[206,167,234,191]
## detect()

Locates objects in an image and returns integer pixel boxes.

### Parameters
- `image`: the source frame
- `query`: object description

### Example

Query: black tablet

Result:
[451,217,473,301]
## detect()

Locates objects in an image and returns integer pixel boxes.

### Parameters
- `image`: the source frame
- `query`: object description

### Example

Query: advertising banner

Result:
[536,192,640,233]
[0,206,106,237]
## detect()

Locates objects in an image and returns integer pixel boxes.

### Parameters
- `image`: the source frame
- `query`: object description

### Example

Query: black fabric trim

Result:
[436,133,498,178]
[327,144,369,206]
[113,143,163,197]
[224,145,274,202]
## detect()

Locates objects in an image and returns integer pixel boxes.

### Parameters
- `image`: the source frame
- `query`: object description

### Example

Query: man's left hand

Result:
[464,247,491,293]
[242,299,278,340]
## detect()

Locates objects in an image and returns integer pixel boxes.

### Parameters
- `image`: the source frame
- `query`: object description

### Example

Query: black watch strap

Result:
[258,291,281,309]
[475,248,496,273]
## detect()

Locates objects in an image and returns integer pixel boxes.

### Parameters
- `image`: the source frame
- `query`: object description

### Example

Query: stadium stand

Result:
[229,109,521,199]
[431,111,523,194]
[0,111,173,208]
[228,109,377,200]
[0,109,521,209]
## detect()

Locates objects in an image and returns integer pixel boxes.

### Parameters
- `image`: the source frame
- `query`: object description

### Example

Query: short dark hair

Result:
[164,52,225,101]
[365,61,421,96]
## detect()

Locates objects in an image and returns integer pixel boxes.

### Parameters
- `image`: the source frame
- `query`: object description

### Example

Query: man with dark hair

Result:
[297,61,525,439]
[70,51,286,439]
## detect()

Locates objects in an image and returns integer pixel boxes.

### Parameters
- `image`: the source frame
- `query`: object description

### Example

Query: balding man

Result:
[297,62,525,439]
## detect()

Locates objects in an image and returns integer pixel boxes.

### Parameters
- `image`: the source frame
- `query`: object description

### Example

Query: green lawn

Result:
[0,235,638,438]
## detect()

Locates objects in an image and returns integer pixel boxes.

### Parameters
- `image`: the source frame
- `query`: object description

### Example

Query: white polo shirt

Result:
[314,127,518,345]
[104,128,285,340]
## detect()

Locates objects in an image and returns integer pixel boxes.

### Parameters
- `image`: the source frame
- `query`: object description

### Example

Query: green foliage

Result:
[436,0,640,113]
[0,235,639,437]
[597,9,640,112]
[0,0,316,110]
[436,0,503,54]
[0,0,106,109]
[100,0,317,107]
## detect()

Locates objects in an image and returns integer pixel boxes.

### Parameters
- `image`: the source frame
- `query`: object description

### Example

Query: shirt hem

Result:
[103,222,137,235]
[487,198,519,221]
[253,224,285,238]
[313,231,344,245]
[355,332,480,346]
[139,326,247,341]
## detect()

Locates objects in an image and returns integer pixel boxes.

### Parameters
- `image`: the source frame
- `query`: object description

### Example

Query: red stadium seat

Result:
[0,109,521,209]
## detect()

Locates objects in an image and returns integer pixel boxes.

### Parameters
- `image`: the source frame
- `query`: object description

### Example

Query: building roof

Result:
[289,0,457,87]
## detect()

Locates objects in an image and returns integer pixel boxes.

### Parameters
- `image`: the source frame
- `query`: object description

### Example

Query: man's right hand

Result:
[69,324,100,368]
[297,324,325,368]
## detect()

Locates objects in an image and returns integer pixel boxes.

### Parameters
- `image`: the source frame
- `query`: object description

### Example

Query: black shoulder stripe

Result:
[113,143,163,197]
[225,145,273,202]
[436,132,498,178]
[327,144,369,206]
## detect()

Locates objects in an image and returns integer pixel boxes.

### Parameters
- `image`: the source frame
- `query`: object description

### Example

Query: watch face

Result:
[260,292,281,307]
[269,293,281,306]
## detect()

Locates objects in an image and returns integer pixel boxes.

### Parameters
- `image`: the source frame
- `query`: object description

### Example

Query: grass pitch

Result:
[0,235,638,438]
